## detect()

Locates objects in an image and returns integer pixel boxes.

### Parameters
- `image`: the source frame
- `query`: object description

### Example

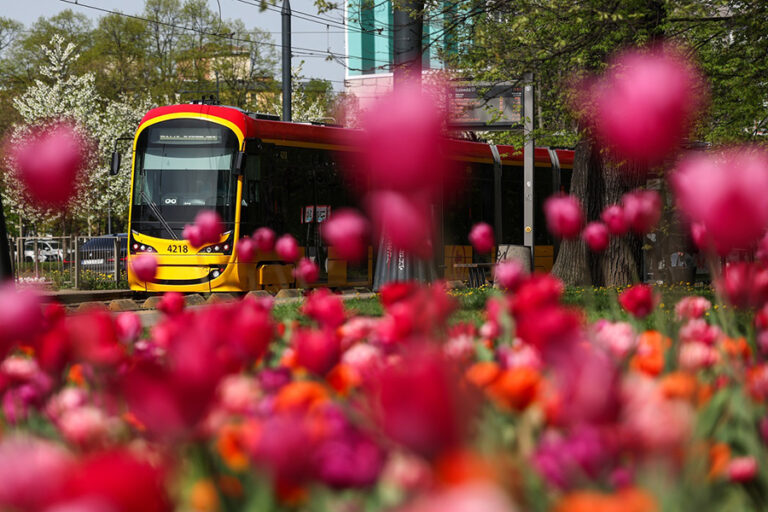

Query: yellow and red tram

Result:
[125,103,574,292]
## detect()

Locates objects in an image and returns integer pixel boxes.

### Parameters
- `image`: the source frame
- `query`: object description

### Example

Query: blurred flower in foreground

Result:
[583,222,610,252]
[0,435,74,511]
[0,285,44,358]
[276,234,300,262]
[469,222,495,254]
[619,284,657,319]
[580,44,704,165]
[8,120,90,209]
[322,208,369,263]
[130,253,158,283]
[622,190,661,235]
[672,148,768,255]
[544,195,584,239]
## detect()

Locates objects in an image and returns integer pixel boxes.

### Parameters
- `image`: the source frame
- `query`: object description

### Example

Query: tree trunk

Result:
[552,134,645,286]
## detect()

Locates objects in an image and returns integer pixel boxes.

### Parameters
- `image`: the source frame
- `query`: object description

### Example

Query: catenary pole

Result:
[282,0,292,122]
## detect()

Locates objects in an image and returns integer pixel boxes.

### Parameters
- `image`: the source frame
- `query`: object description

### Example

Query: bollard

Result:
[113,236,119,285]
[73,237,80,290]
[33,238,39,278]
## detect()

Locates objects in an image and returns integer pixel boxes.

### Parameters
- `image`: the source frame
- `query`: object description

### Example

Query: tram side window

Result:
[241,153,260,235]
[500,165,524,245]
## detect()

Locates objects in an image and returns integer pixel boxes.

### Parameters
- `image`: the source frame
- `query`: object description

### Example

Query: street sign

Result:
[448,82,523,130]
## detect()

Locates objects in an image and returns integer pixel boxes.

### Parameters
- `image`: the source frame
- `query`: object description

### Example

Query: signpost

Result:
[448,82,524,130]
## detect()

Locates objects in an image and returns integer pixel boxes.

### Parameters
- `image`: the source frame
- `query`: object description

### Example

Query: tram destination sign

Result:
[448,82,523,130]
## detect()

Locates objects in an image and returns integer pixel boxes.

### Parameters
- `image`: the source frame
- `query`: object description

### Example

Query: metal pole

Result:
[282,0,292,122]
[490,144,503,246]
[107,200,112,234]
[523,72,535,270]
[112,236,119,285]
[73,237,80,290]
[0,197,13,282]
[393,0,425,90]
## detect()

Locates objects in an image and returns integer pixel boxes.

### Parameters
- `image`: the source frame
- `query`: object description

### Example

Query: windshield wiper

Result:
[141,190,179,240]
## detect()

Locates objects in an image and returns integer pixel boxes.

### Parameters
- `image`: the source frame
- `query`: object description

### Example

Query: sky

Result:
[1,0,349,90]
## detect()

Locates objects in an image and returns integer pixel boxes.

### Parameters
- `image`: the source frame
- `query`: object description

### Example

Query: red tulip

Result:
[618,284,657,318]
[237,237,257,263]
[672,148,768,255]
[253,227,276,252]
[292,327,340,376]
[55,449,172,512]
[10,121,89,208]
[582,222,610,252]
[66,310,126,367]
[0,286,44,357]
[369,346,469,460]
[544,194,583,239]
[510,273,565,316]
[717,262,768,309]
[229,301,274,362]
[182,224,203,248]
[469,222,495,254]
[622,190,661,235]
[130,254,158,282]
[157,292,184,316]
[322,209,369,262]
[276,234,300,262]
[601,204,628,236]
[301,289,346,329]
[294,257,319,284]
[586,45,704,164]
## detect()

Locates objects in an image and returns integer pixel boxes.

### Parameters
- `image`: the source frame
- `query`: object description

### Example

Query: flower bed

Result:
[1,278,767,512]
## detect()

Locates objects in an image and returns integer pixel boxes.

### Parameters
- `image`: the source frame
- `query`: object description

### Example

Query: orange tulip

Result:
[274,380,329,413]
[464,361,501,389]
[487,367,541,411]
[660,372,698,402]
[630,331,669,376]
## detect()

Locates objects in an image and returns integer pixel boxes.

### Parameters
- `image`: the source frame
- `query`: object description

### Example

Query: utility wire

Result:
[59,0,393,66]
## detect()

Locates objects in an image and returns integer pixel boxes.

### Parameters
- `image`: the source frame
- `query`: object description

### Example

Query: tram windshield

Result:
[131,119,239,239]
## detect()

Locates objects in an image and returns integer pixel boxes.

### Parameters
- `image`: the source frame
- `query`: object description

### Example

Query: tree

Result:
[266,63,336,123]
[443,0,768,285]
[3,35,152,234]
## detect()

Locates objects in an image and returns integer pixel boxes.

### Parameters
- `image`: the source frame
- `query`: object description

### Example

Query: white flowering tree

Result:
[267,63,335,123]
[3,35,153,233]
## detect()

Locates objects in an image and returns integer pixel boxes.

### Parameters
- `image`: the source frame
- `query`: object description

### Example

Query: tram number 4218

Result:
[167,244,189,254]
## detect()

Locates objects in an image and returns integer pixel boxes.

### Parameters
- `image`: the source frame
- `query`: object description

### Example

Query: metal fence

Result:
[12,235,128,290]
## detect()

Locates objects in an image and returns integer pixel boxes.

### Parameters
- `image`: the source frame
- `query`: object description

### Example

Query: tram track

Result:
[43,288,376,316]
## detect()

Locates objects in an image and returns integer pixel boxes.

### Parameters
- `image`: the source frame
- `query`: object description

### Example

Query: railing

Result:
[11,235,128,290]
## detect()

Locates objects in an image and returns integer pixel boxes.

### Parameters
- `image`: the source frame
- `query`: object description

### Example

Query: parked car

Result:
[78,234,128,274]
[23,240,63,262]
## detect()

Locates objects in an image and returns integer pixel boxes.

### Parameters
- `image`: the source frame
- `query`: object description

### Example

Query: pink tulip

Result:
[292,327,340,376]
[322,209,369,262]
[469,222,495,254]
[690,222,710,250]
[236,237,257,263]
[57,405,111,447]
[593,320,637,359]
[182,224,203,248]
[10,121,88,208]
[622,190,661,235]
[678,341,718,371]
[672,148,768,255]
[586,46,704,164]
[293,257,319,284]
[0,436,74,511]
[130,254,158,282]
[367,190,432,258]
[727,456,758,482]
[115,312,142,343]
[275,234,300,262]
[494,260,525,291]
[253,227,276,252]
[356,83,455,199]
[194,210,223,245]
[582,221,610,252]
[674,296,711,321]
[717,262,768,309]
[544,194,583,239]
[601,204,629,236]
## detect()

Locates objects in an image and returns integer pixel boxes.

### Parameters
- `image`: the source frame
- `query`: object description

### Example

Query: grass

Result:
[269,283,738,335]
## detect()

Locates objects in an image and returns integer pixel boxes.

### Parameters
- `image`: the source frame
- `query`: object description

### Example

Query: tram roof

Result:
[140,104,574,168]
